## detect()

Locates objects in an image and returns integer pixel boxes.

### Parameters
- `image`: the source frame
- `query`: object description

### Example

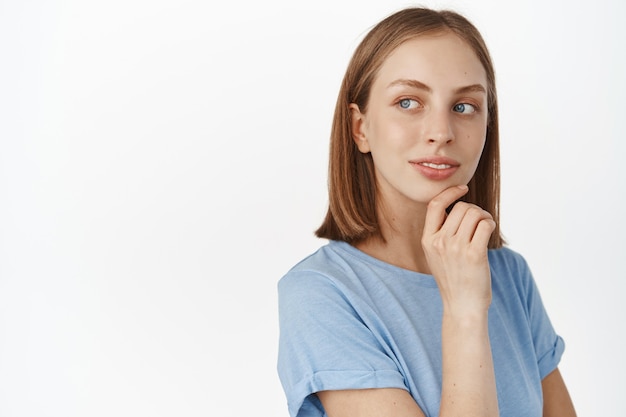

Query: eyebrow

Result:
[387,79,487,95]
[454,84,487,94]
[388,79,432,92]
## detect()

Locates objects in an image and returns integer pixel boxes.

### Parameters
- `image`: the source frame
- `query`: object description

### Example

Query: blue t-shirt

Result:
[277,241,564,417]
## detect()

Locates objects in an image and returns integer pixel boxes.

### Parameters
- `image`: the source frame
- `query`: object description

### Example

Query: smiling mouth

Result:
[410,159,459,180]
[418,162,453,169]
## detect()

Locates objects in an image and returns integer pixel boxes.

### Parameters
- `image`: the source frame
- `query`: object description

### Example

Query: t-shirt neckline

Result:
[329,240,438,284]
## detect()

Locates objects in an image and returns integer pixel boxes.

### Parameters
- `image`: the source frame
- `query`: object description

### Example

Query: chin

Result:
[410,184,455,203]
[380,178,467,207]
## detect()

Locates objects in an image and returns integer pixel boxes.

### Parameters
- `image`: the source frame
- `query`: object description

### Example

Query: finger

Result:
[454,206,493,243]
[439,201,472,237]
[423,185,469,236]
[469,218,496,249]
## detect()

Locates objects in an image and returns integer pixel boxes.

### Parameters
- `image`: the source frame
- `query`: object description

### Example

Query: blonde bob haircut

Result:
[315,7,504,248]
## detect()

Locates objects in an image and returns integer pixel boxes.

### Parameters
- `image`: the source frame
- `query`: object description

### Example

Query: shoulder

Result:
[277,240,390,322]
[488,246,537,296]
[488,246,533,279]
[283,241,344,275]
[278,240,365,294]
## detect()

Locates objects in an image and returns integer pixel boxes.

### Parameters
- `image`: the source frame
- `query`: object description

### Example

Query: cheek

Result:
[464,123,487,152]
[366,118,408,152]
[376,117,420,148]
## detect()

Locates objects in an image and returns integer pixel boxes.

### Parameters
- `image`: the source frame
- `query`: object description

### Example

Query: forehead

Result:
[375,32,487,88]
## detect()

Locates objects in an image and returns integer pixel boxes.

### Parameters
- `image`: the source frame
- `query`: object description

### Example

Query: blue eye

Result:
[399,98,418,109]
[453,103,476,114]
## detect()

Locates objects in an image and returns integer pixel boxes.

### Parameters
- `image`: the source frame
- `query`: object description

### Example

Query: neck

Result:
[355,198,432,275]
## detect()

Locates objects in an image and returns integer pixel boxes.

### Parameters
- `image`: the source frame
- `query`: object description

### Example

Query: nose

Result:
[425,108,454,145]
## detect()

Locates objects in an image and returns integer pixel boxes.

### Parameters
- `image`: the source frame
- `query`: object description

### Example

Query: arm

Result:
[319,186,499,417]
[423,185,499,416]
[317,388,425,417]
[318,305,496,417]
[542,368,577,417]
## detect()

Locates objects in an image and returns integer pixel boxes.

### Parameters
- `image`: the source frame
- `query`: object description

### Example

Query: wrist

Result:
[442,306,490,328]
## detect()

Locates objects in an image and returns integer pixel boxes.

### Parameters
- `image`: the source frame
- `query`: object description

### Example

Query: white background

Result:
[0,0,624,415]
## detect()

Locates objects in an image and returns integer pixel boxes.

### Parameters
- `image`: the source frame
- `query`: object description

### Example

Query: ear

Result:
[349,103,370,154]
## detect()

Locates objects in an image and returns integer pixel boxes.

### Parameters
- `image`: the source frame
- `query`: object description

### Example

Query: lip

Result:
[409,156,460,181]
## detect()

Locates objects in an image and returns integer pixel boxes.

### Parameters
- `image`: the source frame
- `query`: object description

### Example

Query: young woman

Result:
[277,7,576,417]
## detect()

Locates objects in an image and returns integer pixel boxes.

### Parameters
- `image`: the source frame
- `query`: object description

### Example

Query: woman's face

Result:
[351,31,489,208]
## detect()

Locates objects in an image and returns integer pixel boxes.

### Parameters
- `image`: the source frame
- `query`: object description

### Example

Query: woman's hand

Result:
[422,185,496,317]
[423,185,500,416]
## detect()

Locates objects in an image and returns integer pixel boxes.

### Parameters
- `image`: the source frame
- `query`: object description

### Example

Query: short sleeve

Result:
[277,271,407,417]
[517,253,565,379]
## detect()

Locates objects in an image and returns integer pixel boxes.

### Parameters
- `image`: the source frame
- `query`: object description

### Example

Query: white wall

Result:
[1,0,623,415]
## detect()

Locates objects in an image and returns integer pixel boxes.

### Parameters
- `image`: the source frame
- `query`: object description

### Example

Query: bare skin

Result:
[542,368,577,417]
